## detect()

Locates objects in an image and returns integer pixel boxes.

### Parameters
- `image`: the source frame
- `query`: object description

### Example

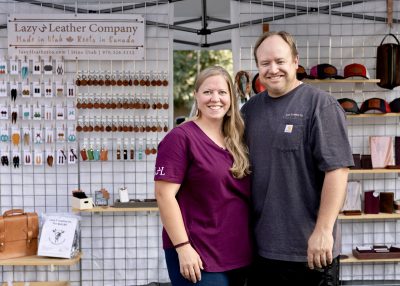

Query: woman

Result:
[154,66,252,286]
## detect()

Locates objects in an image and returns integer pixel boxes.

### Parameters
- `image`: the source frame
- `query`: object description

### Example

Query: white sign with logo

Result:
[8,14,145,60]
[38,215,78,258]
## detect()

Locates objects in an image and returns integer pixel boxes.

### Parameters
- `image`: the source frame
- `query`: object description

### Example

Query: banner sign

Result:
[8,14,145,60]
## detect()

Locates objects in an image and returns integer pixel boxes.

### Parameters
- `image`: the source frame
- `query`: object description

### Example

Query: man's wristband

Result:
[174,241,190,249]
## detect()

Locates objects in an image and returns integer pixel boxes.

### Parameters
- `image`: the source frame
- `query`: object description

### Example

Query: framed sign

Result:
[8,14,145,60]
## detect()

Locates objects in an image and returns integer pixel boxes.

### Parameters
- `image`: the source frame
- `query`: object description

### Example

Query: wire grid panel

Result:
[232,0,400,282]
[80,212,167,286]
[0,0,173,285]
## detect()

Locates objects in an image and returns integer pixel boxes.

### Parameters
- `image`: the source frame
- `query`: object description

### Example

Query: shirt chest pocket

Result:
[272,119,304,151]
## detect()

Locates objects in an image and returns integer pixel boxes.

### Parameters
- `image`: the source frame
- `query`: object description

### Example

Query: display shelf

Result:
[303,79,380,83]
[1,282,69,286]
[338,213,400,220]
[340,254,400,264]
[72,206,159,213]
[349,169,400,174]
[347,113,400,118]
[0,252,82,266]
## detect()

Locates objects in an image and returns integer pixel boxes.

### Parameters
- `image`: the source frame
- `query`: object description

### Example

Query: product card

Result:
[38,215,78,258]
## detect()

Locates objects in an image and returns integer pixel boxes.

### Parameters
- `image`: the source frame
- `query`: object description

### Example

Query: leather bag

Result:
[0,209,39,259]
[376,33,400,90]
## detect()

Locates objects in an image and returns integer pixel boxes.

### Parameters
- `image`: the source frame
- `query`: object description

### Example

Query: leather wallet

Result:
[364,190,380,214]
[380,192,394,213]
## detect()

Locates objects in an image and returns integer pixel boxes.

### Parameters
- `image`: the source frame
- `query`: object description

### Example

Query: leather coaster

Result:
[361,155,373,169]
[351,154,361,169]
[380,192,394,213]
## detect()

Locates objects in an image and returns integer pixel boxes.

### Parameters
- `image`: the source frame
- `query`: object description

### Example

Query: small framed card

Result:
[38,214,78,258]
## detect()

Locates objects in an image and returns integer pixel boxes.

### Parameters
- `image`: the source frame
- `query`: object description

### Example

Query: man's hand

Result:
[307,228,334,269]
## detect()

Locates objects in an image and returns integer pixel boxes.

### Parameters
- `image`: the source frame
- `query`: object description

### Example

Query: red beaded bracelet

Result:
[174,241,190,249]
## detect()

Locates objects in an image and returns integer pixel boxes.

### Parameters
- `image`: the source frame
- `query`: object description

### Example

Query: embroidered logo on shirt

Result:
[284,124,293,133]
[155,166,166,176]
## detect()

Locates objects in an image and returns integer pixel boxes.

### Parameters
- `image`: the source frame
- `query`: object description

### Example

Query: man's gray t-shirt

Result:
[241,83,354,262]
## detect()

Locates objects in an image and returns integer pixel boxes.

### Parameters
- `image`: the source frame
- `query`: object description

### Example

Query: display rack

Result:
[303,79,380,83]
[349,169,400,174]
[338,213,400,220]
[73,206,159,212]
[0,252,81,266]
[340,255,400,264]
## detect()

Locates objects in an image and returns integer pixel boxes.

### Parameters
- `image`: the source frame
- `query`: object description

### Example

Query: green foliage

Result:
[173,50,233,109]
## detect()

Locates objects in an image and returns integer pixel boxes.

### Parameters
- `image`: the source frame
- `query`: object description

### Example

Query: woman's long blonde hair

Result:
[193,66,250,179]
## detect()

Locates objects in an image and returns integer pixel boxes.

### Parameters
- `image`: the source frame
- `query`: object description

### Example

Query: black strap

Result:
[380,33,400,45]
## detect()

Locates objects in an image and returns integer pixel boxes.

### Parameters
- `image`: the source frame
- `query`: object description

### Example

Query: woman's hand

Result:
[176,244,204,283]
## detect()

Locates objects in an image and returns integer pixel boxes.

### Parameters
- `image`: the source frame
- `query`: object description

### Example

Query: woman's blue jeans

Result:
[164,248,248,286]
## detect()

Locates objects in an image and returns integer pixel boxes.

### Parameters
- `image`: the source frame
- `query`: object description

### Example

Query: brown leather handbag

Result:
[376,33,400,90]
[0,209,39,259]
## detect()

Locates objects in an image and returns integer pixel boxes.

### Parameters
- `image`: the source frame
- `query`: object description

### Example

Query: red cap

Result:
[344,63,369,79]
[360,98,391,113]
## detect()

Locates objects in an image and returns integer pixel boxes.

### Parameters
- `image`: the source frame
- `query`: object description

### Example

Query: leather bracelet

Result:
[174,241,190,249]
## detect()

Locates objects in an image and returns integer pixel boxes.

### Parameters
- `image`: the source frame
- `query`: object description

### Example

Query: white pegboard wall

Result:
[0,0,173,285]
[232,0,400,282]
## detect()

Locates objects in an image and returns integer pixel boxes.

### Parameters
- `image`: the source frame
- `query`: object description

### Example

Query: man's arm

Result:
[307,167,349,269]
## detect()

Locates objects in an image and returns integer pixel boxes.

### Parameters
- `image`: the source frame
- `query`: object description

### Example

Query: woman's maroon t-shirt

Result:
[154,121,253,272]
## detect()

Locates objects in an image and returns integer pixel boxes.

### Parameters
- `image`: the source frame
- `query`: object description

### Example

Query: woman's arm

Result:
[155,180,204,283]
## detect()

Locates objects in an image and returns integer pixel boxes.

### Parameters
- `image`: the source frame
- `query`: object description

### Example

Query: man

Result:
[241,31,354,285]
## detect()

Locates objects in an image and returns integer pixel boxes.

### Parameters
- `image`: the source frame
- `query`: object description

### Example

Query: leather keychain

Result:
[93,148,100,161]
[87,146,94,160]
[92,75,99,86]
[100,147,108,161]
[123,145,128,160]
[116,146,121,160]
[80,148,88,161]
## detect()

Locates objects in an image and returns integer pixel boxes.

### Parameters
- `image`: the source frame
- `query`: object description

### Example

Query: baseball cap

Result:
[390,98,400,112]
[338,98,360,114]
[296,65,308,80]
[252,73,267,94]
[360,98,391,113]
[309,63,344,79]
[344,63,370,79]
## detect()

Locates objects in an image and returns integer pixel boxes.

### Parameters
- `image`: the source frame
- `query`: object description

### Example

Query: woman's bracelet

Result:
[174,241,190,249]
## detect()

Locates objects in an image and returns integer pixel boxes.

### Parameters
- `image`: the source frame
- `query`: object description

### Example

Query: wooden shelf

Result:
[73,206,159,212]
[349,169,400,174]
[0,252,81,266]
[2,282,69,286]
[338,213,400,220]
[303,79,380,83]
[340,254,400,264]
[347,113,400,118]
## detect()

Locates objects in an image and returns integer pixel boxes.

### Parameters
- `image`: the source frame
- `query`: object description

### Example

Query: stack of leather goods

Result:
[353,244,400,260]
